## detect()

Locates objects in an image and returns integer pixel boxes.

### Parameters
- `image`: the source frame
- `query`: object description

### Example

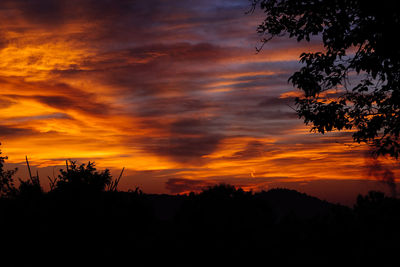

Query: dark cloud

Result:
[13,0,66,25]
[227,73,293,91]
[33,95,75,108]
[2,79,112,116]
[170,118,217,135]
[135,97,216,117]
[66,43,246,97]
[258,96,292,107]
[0,125,36,138]
[127,42,233,63]
[132,117,227,163]
[0,31,8,49]
[234,109,297,121]
[77,42,236,73]
[33,95,110,115]
[13,113,73,123]
[268,156,314,166]
[0,97,15,108]
[0,0,135,26]
[151,134,223,163]
[0,0,253,47]
[230,141,272,160]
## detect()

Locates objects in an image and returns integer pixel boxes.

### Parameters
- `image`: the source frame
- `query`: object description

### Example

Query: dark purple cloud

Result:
[150,134,224,163]
[0,125,37,138]
[230,141,272,159]
[1,79,113,116]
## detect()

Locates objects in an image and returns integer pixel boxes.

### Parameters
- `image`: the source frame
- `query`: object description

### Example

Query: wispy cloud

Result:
[0,0,396,204]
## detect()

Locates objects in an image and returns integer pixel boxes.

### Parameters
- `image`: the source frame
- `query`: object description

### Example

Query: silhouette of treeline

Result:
[1,155,400,266]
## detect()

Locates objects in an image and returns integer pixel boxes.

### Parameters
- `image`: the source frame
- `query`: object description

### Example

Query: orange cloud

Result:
[0,0,396,206]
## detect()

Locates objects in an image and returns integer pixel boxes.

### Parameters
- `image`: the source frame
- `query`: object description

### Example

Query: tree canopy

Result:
[0,148,17,197]
[54,161,113,193]
[252,0,400,158]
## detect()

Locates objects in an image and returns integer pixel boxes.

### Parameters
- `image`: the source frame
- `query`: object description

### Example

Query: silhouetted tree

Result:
[53,160,112,194]
[0,145,17,198]
[251,0,400,158]
[0,148,44,199]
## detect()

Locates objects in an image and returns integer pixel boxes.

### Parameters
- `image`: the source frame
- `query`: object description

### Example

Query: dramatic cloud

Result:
[0,125,37,138]
[0,0,396,204]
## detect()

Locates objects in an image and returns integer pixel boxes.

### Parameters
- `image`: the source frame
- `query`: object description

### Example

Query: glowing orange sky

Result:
[0,0,398,205]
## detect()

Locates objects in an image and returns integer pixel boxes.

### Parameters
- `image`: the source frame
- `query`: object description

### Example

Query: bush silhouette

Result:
[52,160,112,194]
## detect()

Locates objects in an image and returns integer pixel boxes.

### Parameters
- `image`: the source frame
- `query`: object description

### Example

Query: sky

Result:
[0,0,398,205]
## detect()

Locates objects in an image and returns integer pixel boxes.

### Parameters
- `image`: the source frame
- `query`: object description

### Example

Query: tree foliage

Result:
[54,160,113,193]
[1,146,118,198]
[0,148,17,197]
[252,0,400,158]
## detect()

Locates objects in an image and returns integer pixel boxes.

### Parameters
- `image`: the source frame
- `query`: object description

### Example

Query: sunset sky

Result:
[0,0,398,205]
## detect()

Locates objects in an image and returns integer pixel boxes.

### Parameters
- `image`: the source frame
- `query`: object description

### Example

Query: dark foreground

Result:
[1,184,400,266]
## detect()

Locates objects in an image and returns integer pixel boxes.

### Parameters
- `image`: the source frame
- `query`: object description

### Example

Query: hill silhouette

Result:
[255,188,340,220]
[1,157,400,266]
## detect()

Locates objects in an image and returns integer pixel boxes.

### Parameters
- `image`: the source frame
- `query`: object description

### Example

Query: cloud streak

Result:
[0,0,396,204]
